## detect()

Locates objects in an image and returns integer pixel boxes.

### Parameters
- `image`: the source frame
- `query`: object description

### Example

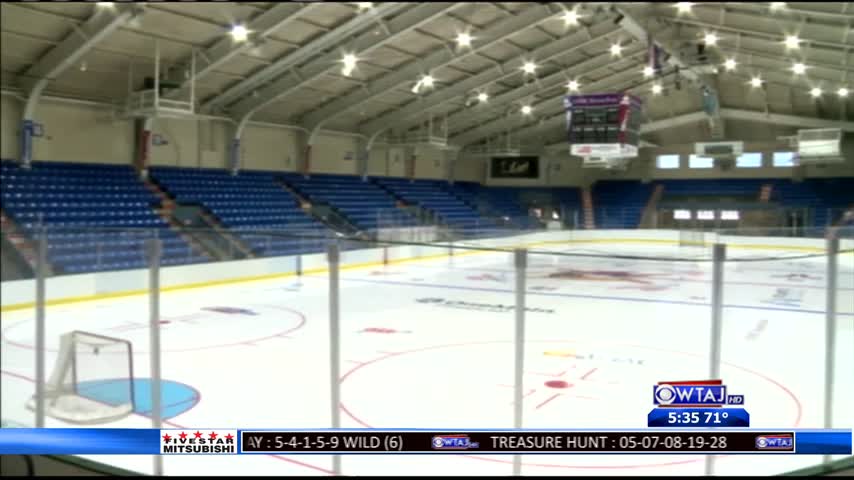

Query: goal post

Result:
[28,331,136,424]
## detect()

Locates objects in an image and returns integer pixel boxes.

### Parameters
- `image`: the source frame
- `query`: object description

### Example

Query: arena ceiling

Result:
[1,2,852,151]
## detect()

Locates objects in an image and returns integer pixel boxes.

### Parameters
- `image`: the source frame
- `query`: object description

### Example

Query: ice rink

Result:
[2,240,853,476]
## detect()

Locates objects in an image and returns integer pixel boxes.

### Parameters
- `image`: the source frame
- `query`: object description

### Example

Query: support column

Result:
[295,130,311,177]
[230,116,251,176]
[445,149,459,185]
[705,243,726,476]
[404,146,416,181]
[356,138,370,180]
[823,236,839,465]
[135,117,154,178]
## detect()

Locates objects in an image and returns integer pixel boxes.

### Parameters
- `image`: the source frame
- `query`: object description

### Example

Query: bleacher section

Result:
[659,179,767,198]
[282,173,417,232]
[591,180,654,228]
[150,167,329,257]
[771,177,854,227]
[374,178,488,236]
[471,186,540,229]
[1,160,207,274]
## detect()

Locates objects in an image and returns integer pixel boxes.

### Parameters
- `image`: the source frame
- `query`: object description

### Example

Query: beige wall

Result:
[4,93,851,184]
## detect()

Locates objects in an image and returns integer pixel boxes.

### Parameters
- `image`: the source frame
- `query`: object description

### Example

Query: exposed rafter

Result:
[357,17,626,142]
[19,3,144,104]
[163,3,313,100]
[203,2,411,111]
[450,56,648,146]
[225,3,459,120]
[299,3,568,138]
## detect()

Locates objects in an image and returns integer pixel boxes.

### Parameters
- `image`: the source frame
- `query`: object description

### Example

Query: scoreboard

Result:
[564,93,642,159]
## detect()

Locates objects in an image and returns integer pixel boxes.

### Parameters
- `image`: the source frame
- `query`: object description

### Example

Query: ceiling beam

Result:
[300,3,568,138]
[444,48,646,137]
[19,3,145,123]
[19,3,144,99]
[163,3,313,100]
[719,108,854,131]
[614,6,727,140]
[450,59,647,146]
[357,17,626,140]
[202,2,410,111]
[226,3,458,120]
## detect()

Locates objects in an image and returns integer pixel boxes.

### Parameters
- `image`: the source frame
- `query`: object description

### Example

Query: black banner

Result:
[240,431,794,454]
[491,156,539,179]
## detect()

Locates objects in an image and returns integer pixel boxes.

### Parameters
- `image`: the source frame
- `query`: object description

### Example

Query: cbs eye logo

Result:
[654,384,676,405]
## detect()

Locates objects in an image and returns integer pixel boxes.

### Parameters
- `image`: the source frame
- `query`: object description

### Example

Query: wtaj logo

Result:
[432,435,480,450]
[755,435,794,450]
[653,380,744,407]
[160,429,238,454]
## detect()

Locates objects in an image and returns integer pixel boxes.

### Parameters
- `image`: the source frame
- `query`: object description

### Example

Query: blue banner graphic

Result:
[648,408,750,427]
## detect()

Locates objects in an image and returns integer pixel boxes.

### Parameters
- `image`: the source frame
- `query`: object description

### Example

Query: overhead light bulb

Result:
[456,32,473,47]
[703,32,718,46]
[567,80,580,91]
[230,25,249,42]
[356,2,373,10]
[675,2,694,14]
[643,66,655,77]
[791,62,806,75]
[810,87,822,98]
[723,58,737,71]
[838,87,849,98]
[521,105,533,115]
[562,9,580,26]
[521,61,537,74]
[651,83,663,95]
[96,2,114,7]
[341,53,357,76]
[421,75,434,88]
[750,76,763,88]
[477,92,489,102]
[610,43,622,56]
[784,35,800,49]
[770,2,786,10]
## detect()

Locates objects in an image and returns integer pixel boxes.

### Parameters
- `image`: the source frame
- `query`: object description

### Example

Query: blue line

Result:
[342,277,854,317]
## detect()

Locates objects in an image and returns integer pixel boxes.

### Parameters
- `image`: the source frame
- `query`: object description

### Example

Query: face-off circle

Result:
[340,339,802,471]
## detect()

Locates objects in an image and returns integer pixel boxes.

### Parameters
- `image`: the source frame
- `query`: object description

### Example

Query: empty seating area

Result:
[1,160,207,274]
[659,179,767,198]
[592,180,654,229]
[771,177,854,227]
[150,167,328,257]
[374,177,487,236]
[282,173,417,232]
[472,186,540,229]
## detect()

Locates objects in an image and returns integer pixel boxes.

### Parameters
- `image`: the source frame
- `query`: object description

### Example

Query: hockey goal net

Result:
[28,331,135,424]
[678,229,707,248]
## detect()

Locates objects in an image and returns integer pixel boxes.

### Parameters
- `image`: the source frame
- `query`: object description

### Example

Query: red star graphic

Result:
[179,432,187,440]
[209,432,218,440]
[225,433,234,441]
[162,433,172,443]
[194,431,203,439]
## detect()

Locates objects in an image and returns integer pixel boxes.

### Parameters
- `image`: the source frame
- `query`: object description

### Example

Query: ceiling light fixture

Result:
[838,87,849,98]
[230,25,249,42]
[723,58,737,71]
[769,2,786,10]
[562,9,581,26]
[521,105,533,115]
[341,53,358,76]
[477,92,489,102]
[643,65,655,77]
[610,43,623,56]
[791,62,807,75]
[784,35,800,49]
[750,76,763,88]
[356,2,373,10]
[456,32,473,47]
[521,61,537,74]
[675,2,694,14]
[703,32,718,46]
[567,80,580,91]
[651,83,663,95]
[810,87,822,98]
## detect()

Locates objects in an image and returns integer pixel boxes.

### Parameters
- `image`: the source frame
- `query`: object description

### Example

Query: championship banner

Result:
[0,429,850,455]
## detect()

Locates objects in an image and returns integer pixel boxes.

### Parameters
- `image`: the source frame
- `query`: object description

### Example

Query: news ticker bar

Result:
[0,429,850,455]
